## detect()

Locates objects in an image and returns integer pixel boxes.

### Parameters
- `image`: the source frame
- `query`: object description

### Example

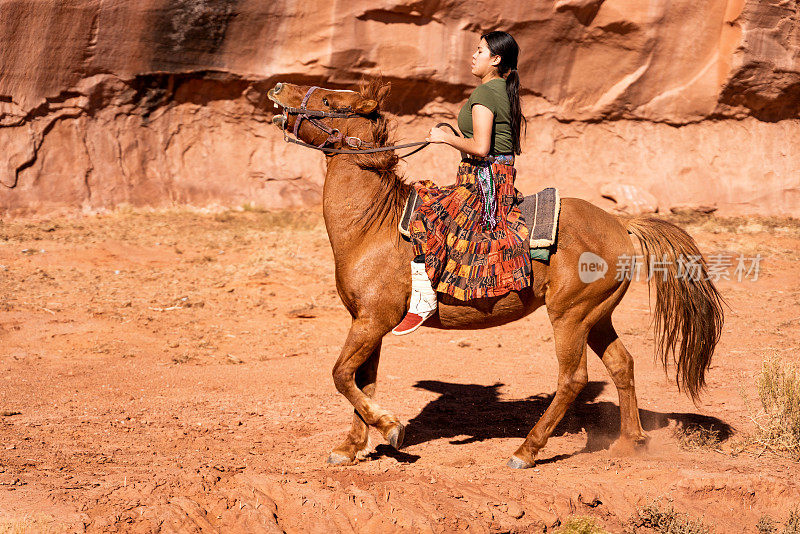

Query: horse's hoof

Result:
[385,423,405,450]
[355,437,374,460]
[507,455,535,469]
[327,452,355,466]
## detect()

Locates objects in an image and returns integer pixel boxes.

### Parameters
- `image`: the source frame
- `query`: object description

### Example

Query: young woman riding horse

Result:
[266,41,724,469]
[392,31,532,335]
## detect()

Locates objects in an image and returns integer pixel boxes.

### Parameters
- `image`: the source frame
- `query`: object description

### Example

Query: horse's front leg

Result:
[328,340,382,465]
[328,320,404,464]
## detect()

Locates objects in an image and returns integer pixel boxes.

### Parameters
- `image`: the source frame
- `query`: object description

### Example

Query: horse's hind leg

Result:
[588,316,648,451]
[508,312,590,469]
[328,342,381,465]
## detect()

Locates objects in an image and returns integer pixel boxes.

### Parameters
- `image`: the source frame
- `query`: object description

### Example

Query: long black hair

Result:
[481,31,526,155]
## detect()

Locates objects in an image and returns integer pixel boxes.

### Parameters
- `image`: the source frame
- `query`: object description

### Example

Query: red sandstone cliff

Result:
[0,0,798,216]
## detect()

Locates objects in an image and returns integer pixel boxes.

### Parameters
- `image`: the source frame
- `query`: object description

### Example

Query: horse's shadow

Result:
[372,380,732,463]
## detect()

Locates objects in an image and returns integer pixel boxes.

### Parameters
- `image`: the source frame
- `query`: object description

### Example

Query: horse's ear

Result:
[354,98,378,115]
[376,83,391,104]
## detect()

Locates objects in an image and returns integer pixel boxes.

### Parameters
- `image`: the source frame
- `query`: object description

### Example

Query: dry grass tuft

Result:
[1,206,325,244]
[756,508,800,534]
[663,212,800,236]
[672,423,722,451]
[740,355,800,460]
[785,508,800,534]
[0,515,61,534]
[758,515,778,534]
[629,500,711,534]
[556,516,610,534]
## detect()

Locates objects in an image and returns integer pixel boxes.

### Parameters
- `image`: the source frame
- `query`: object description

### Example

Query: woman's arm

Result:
[427,104,494,157]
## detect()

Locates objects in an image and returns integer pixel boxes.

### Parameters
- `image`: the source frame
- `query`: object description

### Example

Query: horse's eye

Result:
[322,97,329,106]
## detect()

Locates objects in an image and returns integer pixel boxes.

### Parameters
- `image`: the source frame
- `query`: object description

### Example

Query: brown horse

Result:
[266,78,725,468]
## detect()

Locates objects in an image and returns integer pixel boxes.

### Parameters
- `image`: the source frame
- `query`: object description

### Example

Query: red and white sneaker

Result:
[392,261,437,336]
[392,311,432,336]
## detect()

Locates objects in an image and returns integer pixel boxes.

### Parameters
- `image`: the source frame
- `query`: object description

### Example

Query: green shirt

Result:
[457,78,513,155]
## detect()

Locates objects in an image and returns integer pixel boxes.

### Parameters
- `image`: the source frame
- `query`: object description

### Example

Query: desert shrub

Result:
[741,355,800,460]
[758,508,800,534]
[757,515,777,534]
[784,507,800,534]
[630,500,710,534]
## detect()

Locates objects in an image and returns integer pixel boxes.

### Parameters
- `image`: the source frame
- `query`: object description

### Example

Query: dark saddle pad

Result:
[518,186,560,249]
[398,186,561,260]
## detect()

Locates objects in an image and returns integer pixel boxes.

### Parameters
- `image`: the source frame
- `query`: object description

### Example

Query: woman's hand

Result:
[426,126,451,144]
[424,105,493,156]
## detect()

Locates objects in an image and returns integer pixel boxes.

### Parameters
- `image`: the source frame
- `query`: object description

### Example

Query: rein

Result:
[277,86,458,157]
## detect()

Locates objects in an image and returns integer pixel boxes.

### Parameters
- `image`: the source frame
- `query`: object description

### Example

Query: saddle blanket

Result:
[399,186,561,262]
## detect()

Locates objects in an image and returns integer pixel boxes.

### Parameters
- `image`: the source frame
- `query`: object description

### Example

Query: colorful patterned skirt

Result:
[409,154,532,301]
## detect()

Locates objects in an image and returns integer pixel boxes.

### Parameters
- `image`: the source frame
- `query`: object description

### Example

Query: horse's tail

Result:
[623,216,726,402]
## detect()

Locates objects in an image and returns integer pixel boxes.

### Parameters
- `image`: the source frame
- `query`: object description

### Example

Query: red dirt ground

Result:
[0,209,798,533]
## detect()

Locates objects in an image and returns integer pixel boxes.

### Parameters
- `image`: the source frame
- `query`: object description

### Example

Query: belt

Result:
[460,154,514,229]
[461,154,515,166]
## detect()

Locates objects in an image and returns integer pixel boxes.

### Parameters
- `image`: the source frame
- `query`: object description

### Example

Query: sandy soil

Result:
[0,208,798,533]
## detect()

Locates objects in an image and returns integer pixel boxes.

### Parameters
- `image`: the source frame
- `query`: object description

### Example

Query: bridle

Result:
[284,86,364,150]
[275,85,456,157]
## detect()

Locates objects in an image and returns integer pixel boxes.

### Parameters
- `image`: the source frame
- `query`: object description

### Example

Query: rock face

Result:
[0,0,798,216]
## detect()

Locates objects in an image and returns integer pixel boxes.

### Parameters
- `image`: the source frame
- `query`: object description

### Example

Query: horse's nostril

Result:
[274,83,283,95]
